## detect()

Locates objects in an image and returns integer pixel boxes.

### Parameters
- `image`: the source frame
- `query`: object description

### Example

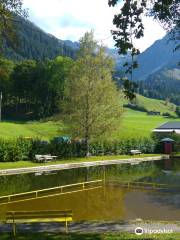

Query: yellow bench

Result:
[5,210,73,236]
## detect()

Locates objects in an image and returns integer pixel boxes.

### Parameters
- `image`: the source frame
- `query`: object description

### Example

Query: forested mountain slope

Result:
[3,18,76,61]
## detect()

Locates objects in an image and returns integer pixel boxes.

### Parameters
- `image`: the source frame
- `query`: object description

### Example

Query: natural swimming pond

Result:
[0,159,180,221]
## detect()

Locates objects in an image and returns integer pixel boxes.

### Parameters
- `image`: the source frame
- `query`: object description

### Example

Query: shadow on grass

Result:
[0,233,101,240]
[1,232,179,240]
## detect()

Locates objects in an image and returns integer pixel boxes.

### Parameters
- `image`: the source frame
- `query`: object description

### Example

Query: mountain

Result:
[3,17,179,78]
[130,33,180,105]
[3,17,76,61]
[3,17,180,105]
[138,64,180,105]
[133,33,180,81]
[3,17,130,65]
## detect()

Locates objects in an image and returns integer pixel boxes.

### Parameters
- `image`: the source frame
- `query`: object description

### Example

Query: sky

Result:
[23,0,166,52]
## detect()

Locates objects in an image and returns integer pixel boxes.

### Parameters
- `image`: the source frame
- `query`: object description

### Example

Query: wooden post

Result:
[103,166,106,197]
[0,92,2,122]
[65,218,68,233]
[85,167,89,182]
[12,214,16,237]
[103,166,106,185]
[12,223,16,237]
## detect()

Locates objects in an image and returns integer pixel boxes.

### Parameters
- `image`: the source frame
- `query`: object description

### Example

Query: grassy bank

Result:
[0,232,180,240]
[0,154,160,170]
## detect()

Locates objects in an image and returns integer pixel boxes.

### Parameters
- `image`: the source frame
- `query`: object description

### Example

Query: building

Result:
[152,122,180,134]
[147,111,161,116]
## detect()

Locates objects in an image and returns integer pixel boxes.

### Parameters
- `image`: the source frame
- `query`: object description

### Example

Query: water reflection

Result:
[0,160,180,221]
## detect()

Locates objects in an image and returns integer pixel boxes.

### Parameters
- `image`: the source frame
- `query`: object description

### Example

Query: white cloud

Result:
[23,0,166,52]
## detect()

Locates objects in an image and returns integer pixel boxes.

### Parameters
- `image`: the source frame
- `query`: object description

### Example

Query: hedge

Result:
[0,137,159,162]
[0,138,33,162]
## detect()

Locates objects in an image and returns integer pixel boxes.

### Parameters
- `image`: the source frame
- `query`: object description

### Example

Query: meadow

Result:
[0,94,178,140]
[0,109,177,140]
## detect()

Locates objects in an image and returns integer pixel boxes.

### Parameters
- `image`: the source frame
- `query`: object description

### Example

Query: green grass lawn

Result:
[0,154,159,170]
[0,93,179,140]
[113,109,174,140]
[0,120,64,140]
[0,109,178,140]
[0,232,180,240]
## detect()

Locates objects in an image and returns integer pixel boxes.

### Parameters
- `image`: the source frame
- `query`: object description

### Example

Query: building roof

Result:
[156,122,180,130]
[161,138,175,142]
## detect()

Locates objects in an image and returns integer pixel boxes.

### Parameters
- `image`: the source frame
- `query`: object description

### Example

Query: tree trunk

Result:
[85,135,90,157]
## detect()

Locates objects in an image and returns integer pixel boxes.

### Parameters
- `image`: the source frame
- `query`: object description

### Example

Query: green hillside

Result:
[0,94,178,140]
[4,17,76,61]
[122,93,176,115]
[0,121,64,140]
[113,109,174,140]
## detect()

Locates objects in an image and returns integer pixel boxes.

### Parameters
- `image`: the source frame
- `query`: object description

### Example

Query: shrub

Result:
[89,138,156,156]
[162,112,172,117]
[0,137,158,162]
[123,103,147,112]
[0,138,33,162]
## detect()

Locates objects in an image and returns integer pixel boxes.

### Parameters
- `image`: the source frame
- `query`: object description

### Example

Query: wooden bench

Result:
[130,150,142,155]
[35,154,57,163]
[5,210,73,236]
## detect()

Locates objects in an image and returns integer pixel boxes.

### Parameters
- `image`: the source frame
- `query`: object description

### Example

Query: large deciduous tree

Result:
[0,57,14,104]
[109,0,179,55]
[10,57,73,118]
[63,32,122,156]
[108,0,180,80]
[11,60,36,113]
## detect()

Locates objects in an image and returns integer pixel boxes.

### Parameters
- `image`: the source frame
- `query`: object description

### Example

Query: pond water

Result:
[0,160,180,221]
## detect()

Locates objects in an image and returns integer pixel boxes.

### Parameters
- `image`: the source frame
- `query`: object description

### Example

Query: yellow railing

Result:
[0,180,103,205]
[110,180,179,189]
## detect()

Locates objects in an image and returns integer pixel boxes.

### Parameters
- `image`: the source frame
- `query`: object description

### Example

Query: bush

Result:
[90,138,156,156]
[0,137,158,162]
[0,138,33,162]
[176,106,180,117]
[162,112,172,117]
[123,103,147,112]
